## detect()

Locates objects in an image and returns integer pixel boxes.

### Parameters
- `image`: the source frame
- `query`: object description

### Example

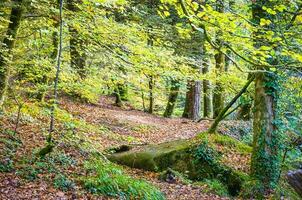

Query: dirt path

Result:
[62,96,210,146]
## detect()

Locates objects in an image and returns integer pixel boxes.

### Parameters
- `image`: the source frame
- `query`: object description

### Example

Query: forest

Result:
[0,0,302,199]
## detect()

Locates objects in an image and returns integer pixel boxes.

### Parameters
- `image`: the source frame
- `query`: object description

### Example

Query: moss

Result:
[198,132,252,155]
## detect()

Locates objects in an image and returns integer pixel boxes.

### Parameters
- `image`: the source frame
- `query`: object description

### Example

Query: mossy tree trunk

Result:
[67,0,86,79]
[163,80,180,118]
[182,80,201,120]
[0,0,24,106]
[250,0,281,193]
[212,0,225,118]
[251,72,280,190]
[213,52,225,118]
[114,83,128,107]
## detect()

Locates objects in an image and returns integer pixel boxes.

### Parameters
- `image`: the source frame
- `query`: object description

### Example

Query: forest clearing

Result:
[1,0,302,199]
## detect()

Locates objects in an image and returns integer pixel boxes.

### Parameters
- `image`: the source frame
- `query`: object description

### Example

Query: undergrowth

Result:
[0,129,22,172]
[81,156,165,200]
[196,179,229,197]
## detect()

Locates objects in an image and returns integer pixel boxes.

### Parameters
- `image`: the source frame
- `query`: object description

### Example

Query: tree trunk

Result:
[251,71,279,190]
[250,0,280,193]
[202,60,211,118]
[67,0,86,79]
[212,0,225,118]
[164,80,180,118]
[0,0,24,106]
[213,52,225,118]
[148,75,154,114]
[237,74,253,120]
[287,170,302,197]
[182,80,201,120]
[237,101,252,120]
[114,83,128,107]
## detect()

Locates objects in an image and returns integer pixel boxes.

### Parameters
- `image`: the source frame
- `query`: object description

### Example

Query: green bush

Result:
[82,158,165,200]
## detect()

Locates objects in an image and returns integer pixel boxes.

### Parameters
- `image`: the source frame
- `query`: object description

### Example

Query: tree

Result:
[182,80,201,120]
[163,79,180,117]
[0,0,25,106]
[250,0,281,193]
[212,0,226,118]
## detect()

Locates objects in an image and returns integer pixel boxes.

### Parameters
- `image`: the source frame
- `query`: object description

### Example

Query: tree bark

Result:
[164,80,180,118]
[67,0,86,79]
[250,71,279,190]
[212,0,226,118]
[202,57,211,118]
[148,75,154,114]
[0,0,24,106]
[287,170,302,197]
[213,52,225,118]
[237,100,252,120]
[250,0,280,193]
[182,80,201,120]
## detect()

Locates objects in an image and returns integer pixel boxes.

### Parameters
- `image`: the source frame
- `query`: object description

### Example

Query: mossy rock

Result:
[107,137,245,196]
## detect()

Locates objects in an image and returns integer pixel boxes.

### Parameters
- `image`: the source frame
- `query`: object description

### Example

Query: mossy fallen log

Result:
[107,137,246,196]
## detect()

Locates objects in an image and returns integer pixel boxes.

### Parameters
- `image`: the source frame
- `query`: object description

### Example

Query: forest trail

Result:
[61,96,210,148]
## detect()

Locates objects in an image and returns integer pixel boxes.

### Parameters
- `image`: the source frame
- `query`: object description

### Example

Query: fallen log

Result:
[107,138,244,196]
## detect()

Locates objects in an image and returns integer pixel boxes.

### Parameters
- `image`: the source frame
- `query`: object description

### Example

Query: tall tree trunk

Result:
[212,0,225,118]
[164,80,180,118]
[182,80,201,120]
[250,0,280,194]
[251,72,279,191]
[67,0,86,79]
[148,76,154,114]
[213,52,225,118]
[0,0,24,106]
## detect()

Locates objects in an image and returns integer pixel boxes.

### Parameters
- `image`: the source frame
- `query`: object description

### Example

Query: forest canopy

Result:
[0,0,302,199]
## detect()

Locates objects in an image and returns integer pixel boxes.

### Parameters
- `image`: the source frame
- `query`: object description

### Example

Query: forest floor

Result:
[0,96,248,200]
